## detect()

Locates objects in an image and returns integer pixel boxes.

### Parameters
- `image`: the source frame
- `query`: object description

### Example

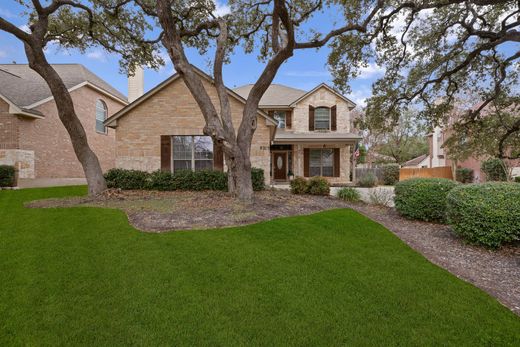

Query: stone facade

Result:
[291,144,351,184]
[113,77,273,184]
[0,86,125,179]
[0,149,34,179]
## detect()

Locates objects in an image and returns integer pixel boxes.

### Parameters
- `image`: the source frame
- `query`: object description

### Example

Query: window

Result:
[172,135,213,172]
[95,100,108,133]
[309,149,334,177]
[314,107,330,130]
[273,111,287,128]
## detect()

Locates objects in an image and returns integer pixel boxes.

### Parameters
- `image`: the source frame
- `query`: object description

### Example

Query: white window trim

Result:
[172,135,213,172]
[95,99,108,135]
[314,107,331,131]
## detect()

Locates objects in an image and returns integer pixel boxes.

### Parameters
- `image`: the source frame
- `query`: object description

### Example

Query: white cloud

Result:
[284,70,331,78]
[348,87,372,107]
[18,24,30,33]
[86,50,107,62]
[356,63,385,79]
[214,1,230,17]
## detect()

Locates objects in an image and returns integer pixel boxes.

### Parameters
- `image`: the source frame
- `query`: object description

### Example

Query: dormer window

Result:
[314,107,330,130]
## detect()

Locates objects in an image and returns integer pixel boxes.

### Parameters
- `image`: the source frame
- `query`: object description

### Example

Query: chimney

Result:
[128,66,144,103]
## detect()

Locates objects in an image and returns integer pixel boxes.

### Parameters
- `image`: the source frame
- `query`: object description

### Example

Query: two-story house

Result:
[0,64,127,186]
[105,66,361,185]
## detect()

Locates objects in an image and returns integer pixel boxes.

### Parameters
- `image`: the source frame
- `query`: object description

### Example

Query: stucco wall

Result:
[16,86,124,178]
[114,77,272,184]
[291,86,353,133]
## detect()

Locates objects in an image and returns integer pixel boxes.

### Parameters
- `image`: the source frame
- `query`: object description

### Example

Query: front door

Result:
[273,152,287,180]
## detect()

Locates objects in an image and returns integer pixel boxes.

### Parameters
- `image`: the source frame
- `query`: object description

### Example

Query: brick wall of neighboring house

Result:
[291,86,352,133]
[16,86,125,178]
[114,77,272,183]
[0,98,19,150]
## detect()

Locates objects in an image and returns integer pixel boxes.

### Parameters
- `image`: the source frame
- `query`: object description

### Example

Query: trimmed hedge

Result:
[394,178,458,223]
[337,187,360,202]
[0,165,16,187]
[307,176,330,196]
[455,168,474,184]
[290,176,308,194]
[381,164,400,185]
[447,183,520,248]
[104,168,264,191]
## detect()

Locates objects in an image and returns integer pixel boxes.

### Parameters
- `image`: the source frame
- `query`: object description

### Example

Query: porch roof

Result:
[272,130,362,144]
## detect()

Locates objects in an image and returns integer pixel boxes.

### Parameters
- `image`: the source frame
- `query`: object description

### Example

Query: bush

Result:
[515,176,520,183]
[337,187,360,202]
[447,183,520,248]
[104,168,149,190]
[455,168,474,184]
[0,165,16,187]
[105,168,261,192]
[394,178,458,223]
[381,164,400,185]
[369,188,394,207]
[251,167,265,191]
[307,176,330,195]
[481,158,508,181]
[358,173,377,188]
[290,176,308,194]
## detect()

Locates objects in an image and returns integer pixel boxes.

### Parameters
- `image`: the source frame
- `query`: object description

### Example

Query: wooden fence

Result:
[399,166,453,181]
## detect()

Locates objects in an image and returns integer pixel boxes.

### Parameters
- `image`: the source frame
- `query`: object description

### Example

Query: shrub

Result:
[0,165,16,187]
[290,176,308,194]
[381,164,400,185]
[251,167,265,191]
[105,167,261,192]
[104,168,149,190]
[515,176,520,183]
[337,187,360,202]
[307,176,330,195]
[447,183,520,248]
[394,178,458,223]
[358,173,377,188]
[481,158,508,181]
[369,188,394,207]
[455,168,474,184]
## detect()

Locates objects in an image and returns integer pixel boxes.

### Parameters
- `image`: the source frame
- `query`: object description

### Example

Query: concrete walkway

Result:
[17,178,87,189]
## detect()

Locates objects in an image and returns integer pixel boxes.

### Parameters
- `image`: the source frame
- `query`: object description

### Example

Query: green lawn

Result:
[1,187,519,346]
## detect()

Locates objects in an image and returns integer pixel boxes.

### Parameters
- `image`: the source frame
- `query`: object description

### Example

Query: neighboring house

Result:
[0,64,127,185]
[105,66,361,184]
[402,154,429,168]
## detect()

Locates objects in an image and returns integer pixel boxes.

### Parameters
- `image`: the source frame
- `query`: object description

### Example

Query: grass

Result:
[0,186,519,346]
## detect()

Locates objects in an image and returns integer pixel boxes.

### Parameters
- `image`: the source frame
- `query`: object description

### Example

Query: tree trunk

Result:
[226,148,254,202]
[24,44,107,195]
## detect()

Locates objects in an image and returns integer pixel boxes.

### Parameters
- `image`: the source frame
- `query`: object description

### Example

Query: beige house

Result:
[0,64,127,185]
[105,67,361,184]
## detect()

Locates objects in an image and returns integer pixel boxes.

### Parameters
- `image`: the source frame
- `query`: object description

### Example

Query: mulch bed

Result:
[345,203,520,316]
[27,189,520,315]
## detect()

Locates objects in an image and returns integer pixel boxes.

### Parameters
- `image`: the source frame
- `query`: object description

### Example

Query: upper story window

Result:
[172,135,213,172]
[95,100,108,134]
[314,107,330,130]
[273,111,287,128]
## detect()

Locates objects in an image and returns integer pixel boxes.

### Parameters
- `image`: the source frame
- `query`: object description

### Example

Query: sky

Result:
[0,1,384,107]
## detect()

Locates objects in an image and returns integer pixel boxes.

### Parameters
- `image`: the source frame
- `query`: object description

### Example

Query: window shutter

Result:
[331,105,337,131]
[304,148,310,177]
[286,110,292,129]
[334,148,340,177]
[160,135,171,172]
[309,106,315,131]
[213,142,224,171]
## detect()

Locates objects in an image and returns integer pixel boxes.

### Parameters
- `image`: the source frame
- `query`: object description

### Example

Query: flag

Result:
[354,142,360,158]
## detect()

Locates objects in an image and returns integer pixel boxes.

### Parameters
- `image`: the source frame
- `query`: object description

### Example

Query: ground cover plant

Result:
[336,187,360,202]
[0,187,519,345]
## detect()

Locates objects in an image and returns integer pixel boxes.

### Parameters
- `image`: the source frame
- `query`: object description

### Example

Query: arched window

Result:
[95,100,108,134]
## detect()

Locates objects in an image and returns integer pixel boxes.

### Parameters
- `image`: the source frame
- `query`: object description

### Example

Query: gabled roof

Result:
[232,84,307,108]
[105,65,277,127]
[403,154,429,167]
[288,83,356,109]
[0,64,127,113]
